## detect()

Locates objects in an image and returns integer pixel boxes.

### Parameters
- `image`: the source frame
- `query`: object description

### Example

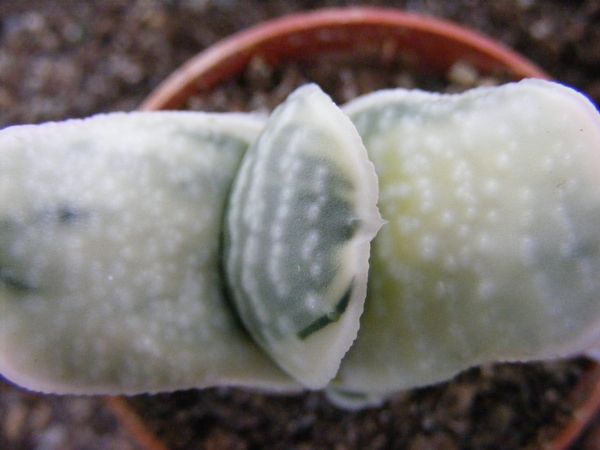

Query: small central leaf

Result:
[224,84,382,389]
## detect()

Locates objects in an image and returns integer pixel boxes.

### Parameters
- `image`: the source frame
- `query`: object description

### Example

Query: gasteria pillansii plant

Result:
[1,79,600,409]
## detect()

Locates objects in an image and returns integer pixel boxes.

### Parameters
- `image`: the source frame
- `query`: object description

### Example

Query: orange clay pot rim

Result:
[139,6,549,111]
[552,361,600,449]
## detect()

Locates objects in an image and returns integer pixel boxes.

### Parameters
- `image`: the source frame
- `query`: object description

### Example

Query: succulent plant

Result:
[1,80,599,408]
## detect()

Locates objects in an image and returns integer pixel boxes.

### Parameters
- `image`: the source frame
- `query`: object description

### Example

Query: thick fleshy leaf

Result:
[224,84,383,389]
[335,79,600,395]
[0,112,298,395]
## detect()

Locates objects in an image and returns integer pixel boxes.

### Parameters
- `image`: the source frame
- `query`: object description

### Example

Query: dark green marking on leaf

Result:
[37,205,88,226]
[57,207,85,224]
[297,283,353,340]
[0,268,35,293]
[570,241,599,259]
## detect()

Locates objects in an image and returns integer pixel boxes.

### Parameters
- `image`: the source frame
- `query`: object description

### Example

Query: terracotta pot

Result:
[139,7,548,112]
[108,7,600,450]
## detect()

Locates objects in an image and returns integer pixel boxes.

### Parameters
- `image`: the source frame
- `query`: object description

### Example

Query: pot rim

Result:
[551,360,600,449]
[139,6,549,111]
